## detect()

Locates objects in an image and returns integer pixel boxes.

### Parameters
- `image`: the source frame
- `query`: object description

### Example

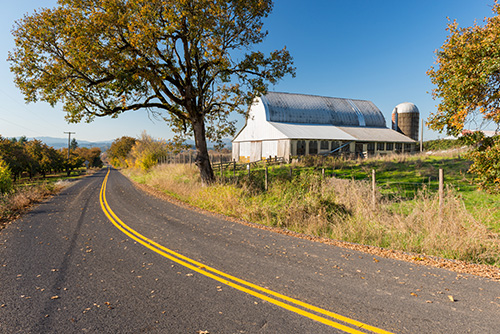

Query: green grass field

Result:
[215,153,500,233]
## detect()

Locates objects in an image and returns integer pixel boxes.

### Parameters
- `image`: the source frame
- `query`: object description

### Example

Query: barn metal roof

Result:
[267,122,415,143]
[262,92,387,127]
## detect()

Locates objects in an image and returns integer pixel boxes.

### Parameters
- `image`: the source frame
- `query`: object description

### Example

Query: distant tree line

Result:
[0,135,103,191]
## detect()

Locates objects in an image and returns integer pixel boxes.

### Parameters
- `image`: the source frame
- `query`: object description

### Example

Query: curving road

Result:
[1,168,499,333]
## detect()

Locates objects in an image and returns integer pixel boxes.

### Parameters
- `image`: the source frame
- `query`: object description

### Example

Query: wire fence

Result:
[209,159,477,202]
[157,152,233,165]
[156,153,477,203]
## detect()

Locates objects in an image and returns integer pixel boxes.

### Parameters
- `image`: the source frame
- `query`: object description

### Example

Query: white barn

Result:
[232,92,416,162]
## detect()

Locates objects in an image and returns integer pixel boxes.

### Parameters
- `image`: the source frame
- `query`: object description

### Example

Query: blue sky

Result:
[0,0,496,142]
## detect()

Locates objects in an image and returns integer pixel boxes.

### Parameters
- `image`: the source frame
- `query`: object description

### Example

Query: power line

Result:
[0,116,45,136]
[0,87,62,134]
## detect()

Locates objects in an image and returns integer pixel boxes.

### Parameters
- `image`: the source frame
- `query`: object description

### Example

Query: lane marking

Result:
[99,168,393,334]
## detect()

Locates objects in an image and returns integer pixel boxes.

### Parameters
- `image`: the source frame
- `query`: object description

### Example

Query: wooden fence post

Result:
[439,168,444,221]
[247,163,250,178]
[289,166,293,178]
[265,166,268,191]
[233,160,236,179]
[372,169,376,209]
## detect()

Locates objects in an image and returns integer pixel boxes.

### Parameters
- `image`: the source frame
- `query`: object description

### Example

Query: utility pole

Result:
[64,132,76,159]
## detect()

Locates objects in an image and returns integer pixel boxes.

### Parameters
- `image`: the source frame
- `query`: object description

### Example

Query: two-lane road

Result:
[1,168,499,333]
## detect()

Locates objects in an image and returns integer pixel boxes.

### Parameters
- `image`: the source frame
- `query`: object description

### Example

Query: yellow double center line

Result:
[99,168,393,334]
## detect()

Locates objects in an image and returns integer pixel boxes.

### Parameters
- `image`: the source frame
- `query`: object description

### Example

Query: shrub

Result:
[128,132,171,171]
[465,134,500,193]
[0,159,12,194]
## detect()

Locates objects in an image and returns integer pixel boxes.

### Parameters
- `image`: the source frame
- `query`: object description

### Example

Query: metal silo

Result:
[392,102,419,141]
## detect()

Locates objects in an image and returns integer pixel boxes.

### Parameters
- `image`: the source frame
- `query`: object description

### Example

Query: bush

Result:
[0,159,12,194]
[466,135,500,193]
[128,132,171,171]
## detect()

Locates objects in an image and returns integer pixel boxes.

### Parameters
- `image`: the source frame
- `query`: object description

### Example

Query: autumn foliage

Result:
[0,135,102,182]
[9,0,295,183]
[428,2,500,136]
[428,2,500,192]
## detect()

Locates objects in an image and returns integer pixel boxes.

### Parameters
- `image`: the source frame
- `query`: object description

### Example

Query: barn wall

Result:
[262,140,278,159]
[277,140,290,159]
[232,142,240,161]
[250,141,262,162]
[238,142,251,162]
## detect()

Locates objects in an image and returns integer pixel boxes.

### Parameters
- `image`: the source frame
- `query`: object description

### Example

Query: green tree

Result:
[0,136,32,181]
[24,139,43,178]
[107,136,137,168]
[427,3,500,136]
[9,0,295,184]
[75,147,103,168]
[0,158,13,194]
[70,138,79,151]
[128,132,172,171]
[427,2,500,192]
[61,148,85,176]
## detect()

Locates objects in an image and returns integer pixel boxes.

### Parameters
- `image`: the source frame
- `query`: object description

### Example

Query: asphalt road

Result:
[1,168,500,333]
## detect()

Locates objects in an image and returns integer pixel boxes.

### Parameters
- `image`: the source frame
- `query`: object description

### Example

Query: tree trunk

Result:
[192,115,214,185]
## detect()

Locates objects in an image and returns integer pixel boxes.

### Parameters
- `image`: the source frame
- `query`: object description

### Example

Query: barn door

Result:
[250,141,262,162]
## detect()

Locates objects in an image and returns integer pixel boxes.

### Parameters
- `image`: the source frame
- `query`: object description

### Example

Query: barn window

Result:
[404,143,412,152]
[395,143,402,152]
[342,141,350,153]
[367,143,375,153]
[331,141,339,152]
[297,140,306,155]
[377,142,385,151]
[309,141,318,155]
[320,141,329,150]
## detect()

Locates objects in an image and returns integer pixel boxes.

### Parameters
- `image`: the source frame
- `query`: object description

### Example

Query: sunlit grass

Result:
[125,157,500,266]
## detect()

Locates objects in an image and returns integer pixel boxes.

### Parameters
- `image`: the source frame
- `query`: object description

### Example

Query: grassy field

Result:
[125,151,500,267]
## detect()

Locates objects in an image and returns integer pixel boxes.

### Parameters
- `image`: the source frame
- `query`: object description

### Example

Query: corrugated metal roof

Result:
[265,122,415,143]
[262,92,387,127]
[337,126,415,142]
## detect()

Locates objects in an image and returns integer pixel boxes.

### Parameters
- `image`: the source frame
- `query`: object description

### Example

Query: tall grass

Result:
[126,163,500,266]
[0,180,68,228]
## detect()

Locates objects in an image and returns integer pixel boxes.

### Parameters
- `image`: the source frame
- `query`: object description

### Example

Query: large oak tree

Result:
[9,0,295,183]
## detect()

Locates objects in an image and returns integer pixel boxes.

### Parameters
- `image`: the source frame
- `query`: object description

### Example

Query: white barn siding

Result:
[277,140,290,158]
[250,141,262,162]
[232,142,240,161]
[239,142,251,162]
[262,140,278,159]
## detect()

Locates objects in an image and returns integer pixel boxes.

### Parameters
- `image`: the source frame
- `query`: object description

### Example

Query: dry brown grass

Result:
[0,180,68,229]
[126,163,500,266]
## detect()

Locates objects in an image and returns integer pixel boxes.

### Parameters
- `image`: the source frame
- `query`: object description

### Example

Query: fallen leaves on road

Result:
[50,296,59,300]
[448,295,456,302]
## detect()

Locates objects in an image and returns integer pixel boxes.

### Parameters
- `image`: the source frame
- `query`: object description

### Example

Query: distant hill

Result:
[28,137,112,151]
[21,136,232,151]
[183,137,232,150]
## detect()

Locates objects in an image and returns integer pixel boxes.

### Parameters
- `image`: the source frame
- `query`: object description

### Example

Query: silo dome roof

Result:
[393,102,419,114]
